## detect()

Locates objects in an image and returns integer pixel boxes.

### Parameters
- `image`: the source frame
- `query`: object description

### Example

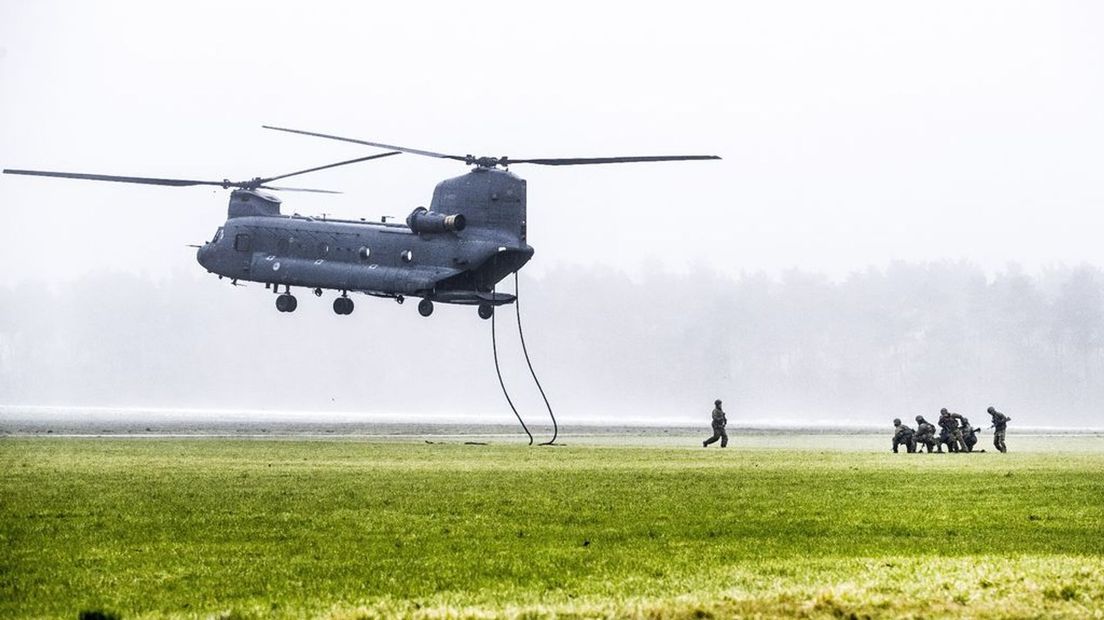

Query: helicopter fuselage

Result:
[195,168,534,315]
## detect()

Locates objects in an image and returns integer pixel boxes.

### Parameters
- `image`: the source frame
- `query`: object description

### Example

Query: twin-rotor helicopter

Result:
[4,126,720,319]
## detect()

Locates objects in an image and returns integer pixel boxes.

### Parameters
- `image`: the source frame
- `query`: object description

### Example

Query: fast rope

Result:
[491,282,533,446]
[513,271,558,446]
[490,272,559,445]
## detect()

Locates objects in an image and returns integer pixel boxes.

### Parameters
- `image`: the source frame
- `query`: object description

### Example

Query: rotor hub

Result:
[465,155,510,169]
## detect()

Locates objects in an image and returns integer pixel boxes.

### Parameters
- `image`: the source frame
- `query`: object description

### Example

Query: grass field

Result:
[2,436,1103,619]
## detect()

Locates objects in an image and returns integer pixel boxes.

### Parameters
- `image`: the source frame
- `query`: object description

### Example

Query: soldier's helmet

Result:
[714,399,722,406]
[915,415,925,423]
[893,418,902,425]
[987,406,996,414]
[940,407,949,414]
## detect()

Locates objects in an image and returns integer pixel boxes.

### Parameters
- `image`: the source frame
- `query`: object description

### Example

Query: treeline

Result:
[1,261,1102,427]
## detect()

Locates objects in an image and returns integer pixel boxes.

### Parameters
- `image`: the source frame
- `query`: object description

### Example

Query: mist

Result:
[3,2,1104,431]
[2,261,1102,428]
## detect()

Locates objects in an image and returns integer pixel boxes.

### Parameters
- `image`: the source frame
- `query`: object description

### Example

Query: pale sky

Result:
[2,0,1103,285]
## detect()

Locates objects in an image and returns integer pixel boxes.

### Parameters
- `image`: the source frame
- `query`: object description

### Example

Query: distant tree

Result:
[4,261,1104,426]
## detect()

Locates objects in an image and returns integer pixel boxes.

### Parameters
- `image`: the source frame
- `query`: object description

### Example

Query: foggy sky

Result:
[2,1,1103,283]
[2,2,1104,428]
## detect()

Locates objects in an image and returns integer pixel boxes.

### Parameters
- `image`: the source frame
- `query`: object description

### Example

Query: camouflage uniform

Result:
[703,400,728,448]
[949,413,970,452]
[914,416,937,453]
[988,407,1010,453]
[959,416,979,452]
[938,409,962,453]
[892,419,916,453]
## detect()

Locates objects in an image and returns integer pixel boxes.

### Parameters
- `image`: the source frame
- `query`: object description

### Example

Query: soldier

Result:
[702,399,728,448]
[914,415,937,453]
[959,416,980,452]
[949,411,970,452]
[892,418,916,453]
[987,406,1011,453]
[937,408,958,452]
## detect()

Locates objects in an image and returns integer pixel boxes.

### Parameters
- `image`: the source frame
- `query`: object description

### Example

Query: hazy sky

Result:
[2,1,1103,286]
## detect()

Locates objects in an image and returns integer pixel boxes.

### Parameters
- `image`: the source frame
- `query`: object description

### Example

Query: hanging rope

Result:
[513,272,558,445]
[491,284,533,445]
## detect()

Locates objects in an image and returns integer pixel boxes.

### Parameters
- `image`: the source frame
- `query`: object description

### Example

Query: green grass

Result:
[1,438,1103,618]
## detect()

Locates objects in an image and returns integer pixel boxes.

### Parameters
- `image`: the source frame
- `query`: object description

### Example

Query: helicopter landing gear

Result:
[418,298,434,317]
[478,303,494,320]
[333,296,354,315]
[275,293,297,313]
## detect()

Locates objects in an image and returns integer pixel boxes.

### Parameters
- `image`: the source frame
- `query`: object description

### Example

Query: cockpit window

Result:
[211,227,224,243]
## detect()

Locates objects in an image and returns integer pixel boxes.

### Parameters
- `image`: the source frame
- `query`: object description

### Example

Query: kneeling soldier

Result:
[892,418,916,453]
[960,416,980,452]
[914,415,937,453]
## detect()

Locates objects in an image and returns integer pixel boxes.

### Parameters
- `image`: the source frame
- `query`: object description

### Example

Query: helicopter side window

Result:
[234,233,252,252]
[211,227,224,243]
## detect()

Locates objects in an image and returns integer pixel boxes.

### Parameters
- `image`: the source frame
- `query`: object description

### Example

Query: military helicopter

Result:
[4,126,720,319]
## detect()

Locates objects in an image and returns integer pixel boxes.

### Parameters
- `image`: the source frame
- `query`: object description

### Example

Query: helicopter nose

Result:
[196,244,211,269]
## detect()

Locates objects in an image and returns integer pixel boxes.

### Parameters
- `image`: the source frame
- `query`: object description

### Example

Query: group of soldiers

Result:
[701,399,1014,453]
[892,406,1011,453]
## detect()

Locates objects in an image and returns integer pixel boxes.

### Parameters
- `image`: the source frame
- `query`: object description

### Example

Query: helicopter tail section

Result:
[429,168,526,239]
[430,244,533,299]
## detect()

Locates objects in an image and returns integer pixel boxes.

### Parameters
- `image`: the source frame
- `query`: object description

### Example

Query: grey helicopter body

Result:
[199,167,531,317]
[5,126,718,319]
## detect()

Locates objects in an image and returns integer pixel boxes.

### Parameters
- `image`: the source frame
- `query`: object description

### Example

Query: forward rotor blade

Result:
[263,125,467,162]
[508,155,722,166]
[2,169,229,187]
[3,168,343,193]
[259,151,401,184]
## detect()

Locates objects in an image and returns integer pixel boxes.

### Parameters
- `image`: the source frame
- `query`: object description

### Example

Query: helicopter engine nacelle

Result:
[406,207,466,234]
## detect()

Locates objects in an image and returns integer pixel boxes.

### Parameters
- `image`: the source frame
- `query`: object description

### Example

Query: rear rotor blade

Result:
[258,151,401,184]
[262,126,722,168]
[263,125,467,162]
[2,169,230,187]
[507,155,722,166]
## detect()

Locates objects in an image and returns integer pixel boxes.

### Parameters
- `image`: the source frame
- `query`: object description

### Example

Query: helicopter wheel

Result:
[276,294,297,313]
[478,304,494,320]
[333,297,354,315]
[418,299,434,317]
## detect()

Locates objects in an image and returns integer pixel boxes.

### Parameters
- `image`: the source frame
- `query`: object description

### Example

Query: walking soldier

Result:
[987,406,1011,453]
[703,399,728,448]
